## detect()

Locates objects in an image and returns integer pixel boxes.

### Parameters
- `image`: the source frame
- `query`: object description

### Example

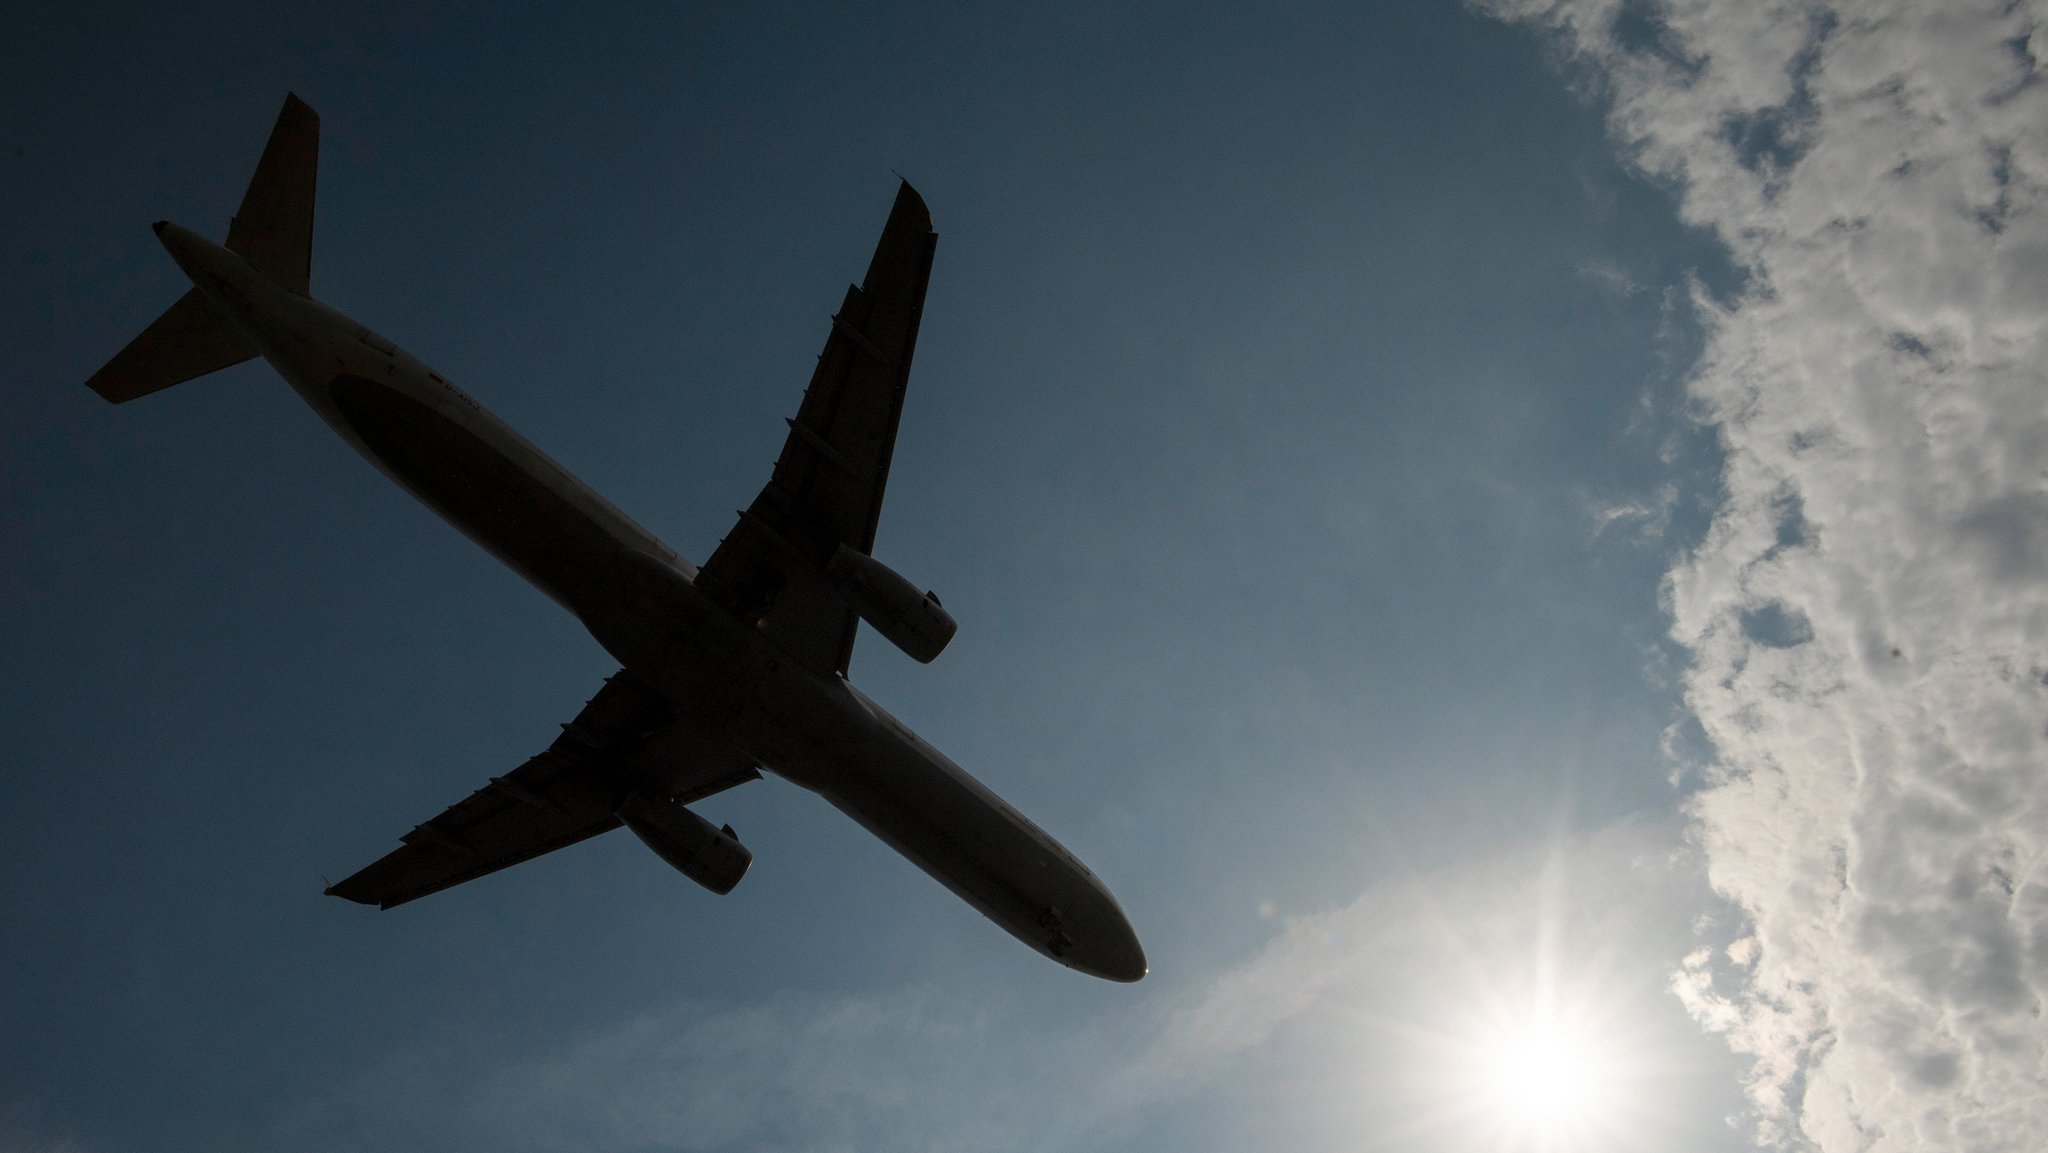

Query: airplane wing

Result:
[694,182,938,677]
[327,670,759,908]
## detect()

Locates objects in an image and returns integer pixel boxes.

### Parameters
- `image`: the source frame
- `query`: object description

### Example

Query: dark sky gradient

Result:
[4,4,1749,1150]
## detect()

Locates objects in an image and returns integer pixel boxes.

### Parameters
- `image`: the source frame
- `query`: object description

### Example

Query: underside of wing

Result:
[697,182,938,677]
[327,671,759,909]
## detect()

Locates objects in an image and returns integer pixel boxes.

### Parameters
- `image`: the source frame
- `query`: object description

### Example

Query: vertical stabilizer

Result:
[224,93,318,295]
[84,92,319,403]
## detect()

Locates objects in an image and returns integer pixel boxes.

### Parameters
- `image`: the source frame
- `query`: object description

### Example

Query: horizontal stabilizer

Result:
[85,287,257,403]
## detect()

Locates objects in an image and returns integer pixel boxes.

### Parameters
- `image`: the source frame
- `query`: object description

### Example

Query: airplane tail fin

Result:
[84,94,318,404]
[225,93,318,295]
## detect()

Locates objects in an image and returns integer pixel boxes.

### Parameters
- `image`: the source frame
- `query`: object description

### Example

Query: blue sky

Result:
[9,3,2044,1151]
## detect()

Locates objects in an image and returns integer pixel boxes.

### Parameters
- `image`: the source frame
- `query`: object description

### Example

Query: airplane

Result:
[85,94,1145,982]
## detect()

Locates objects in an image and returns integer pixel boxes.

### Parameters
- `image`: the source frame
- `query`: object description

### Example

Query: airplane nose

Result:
[1068,905,1147,982]
[152,220,168,236]
[1100,934,1148,983]
[1071,937,1147,982]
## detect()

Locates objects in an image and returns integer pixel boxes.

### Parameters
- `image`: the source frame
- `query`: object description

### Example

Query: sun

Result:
[1481,1021,1608,1129]
[1442,1003,1632,1152]
[1330,845,1687,1151]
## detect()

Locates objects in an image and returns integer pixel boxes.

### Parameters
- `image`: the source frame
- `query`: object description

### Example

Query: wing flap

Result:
[698,183,937,676]
[328,753,623,909]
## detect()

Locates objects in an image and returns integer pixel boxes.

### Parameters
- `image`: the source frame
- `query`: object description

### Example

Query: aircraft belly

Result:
[767,695,1143,981]
[210,273,688,617]
[328,373,624,613]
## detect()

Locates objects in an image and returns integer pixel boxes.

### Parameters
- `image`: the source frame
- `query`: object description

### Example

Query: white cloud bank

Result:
[1476,1,2048,1148]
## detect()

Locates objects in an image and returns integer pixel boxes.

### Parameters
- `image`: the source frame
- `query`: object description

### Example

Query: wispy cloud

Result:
[0,1101,92,1153]
[1476,1,2048,1148]
[278,820,1737,1152]
[1576,257,1651,297]
[1586,481,1679,541]
[279,985,1077,1153]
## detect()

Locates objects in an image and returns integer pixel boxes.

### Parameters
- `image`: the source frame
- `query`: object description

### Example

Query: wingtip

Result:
[889,180,932,232]
[324,879,376,905]
[280,91,320,124]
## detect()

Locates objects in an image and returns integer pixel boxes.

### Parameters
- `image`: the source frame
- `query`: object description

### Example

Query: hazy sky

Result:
[5,3,2042,1152]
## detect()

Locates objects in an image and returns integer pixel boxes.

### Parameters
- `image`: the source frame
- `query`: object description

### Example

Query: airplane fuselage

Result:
[154,222,1144,982]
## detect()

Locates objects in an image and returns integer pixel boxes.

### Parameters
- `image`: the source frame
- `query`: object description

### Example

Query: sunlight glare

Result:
[1484,1024,1603,1126]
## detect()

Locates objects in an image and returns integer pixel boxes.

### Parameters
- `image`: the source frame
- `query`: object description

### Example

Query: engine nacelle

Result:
[824,544,957,663]
[616,791,752,895]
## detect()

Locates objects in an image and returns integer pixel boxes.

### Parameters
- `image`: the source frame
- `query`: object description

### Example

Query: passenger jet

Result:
[86,94,1145,982]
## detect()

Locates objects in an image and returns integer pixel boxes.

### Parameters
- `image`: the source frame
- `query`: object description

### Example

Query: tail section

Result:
[84,94,319,404]
[225,93,318,295]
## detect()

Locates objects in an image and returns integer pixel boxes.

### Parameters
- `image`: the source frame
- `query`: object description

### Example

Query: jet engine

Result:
[824,544,957,663]
[615,791,752,895]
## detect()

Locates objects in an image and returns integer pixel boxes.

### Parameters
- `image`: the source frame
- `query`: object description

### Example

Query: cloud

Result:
[277,820,1737,1153]
[1587,481,1679,541]
[1474,1,2048,1148]
[1578,256,1653,296]
[1129,817,1745,1153]
[0,1101,92,1153]
[278,986,1083,1153]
